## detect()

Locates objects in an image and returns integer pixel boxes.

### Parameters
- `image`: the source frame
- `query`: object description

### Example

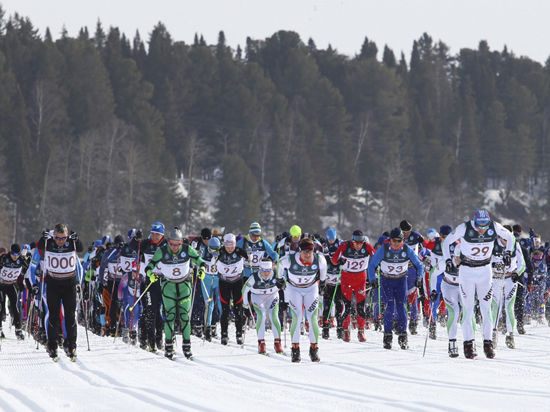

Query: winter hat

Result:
[223,233,236,244]
[201,228,212,240]
[390,228,404,240]
[249,222,262,235]
[290,225,302,238]
[400,220,412,232]
[439,225,452,236]
[10,244,21,255]
[325,228,337,241]
[150,222,165,235]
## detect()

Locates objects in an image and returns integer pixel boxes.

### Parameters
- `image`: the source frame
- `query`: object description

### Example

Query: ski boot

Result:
[408,320,418,335]
[309,343,320,362]
[122,328,130,344]
[47,346,58,361]
[374,319,381,332]
[236,332,244,345]
[182,341,193,359]
[322,327,329,340]
[15,329,24,341]
[448,339,459,358]
[221,332,229,346]
[463,340,476,359]
[358,328,366,342]
[204,325,212,342]
[192,325,203,338]
[155,334,164,350]
[398,333,408,350]
[429,321,436,340]
[64,346,77,361]
[291,344,301,363]
[483,340,495,359]
[342,329,351,342]
[505,333,515,349]
[274,338,283,354]
[211,325,218,338]
[258,339,266,354]
[164,339,174,360]
[336,327,343,339]
[129,331,137,345]
[383,332,392,349]
[517,321,526,335]
[148,338,157,353]
[139,335,148,350]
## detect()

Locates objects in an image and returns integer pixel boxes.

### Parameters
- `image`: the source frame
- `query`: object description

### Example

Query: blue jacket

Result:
[236,235,278,278]
[367,243,423,282]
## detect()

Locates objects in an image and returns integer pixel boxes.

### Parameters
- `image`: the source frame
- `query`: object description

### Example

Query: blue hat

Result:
[326,228,337,241]
[473,210,491,229]
[390,228,404,240]
[101,235,112,245]
[376,235,388,247]
[127,228,138,240]
[93,240,102,248]
[208,237,221,250]
[249,222,262,235]
[151,221,165,235]
[439,225,452,236]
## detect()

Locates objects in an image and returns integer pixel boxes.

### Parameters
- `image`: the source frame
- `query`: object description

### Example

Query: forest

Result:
[0,6,549,245]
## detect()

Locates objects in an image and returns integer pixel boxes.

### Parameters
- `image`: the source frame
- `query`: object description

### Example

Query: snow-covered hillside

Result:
[2,320,550,411]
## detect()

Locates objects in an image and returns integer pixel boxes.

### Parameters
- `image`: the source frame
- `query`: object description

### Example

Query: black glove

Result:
[69,231,79,241]
[445,259,455,273]
[338,258,346,266]
[511,272,520,283]
[369,279,378,290]
[502,251,512,267]
[136,230,143,240]
[276,277,286,290]
[31,285,40,297]
[430,290,438,302]
[87,245,93,252]
[42,230,51,240]
[318,281,326,295]
[415,277,423,289]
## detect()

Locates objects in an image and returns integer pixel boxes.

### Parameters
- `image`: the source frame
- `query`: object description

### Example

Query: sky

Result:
[1,0,549,64]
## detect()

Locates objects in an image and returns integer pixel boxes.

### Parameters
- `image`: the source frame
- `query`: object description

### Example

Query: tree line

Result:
[0,7,549,245]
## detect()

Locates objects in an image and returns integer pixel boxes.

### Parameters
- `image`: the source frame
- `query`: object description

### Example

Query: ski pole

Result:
[327,268,343,324]
[492,280,505,345]
[129,239,141,331]
[129,280,156,311]
[422,302,434,358]
[83,299,90,351]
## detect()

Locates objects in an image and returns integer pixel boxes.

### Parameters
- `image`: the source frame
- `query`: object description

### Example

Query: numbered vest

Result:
[244,239,267,269]
[0,266,22,283]
[250,272,278,295]
[287,253,320,288]
[217,251,244,282]
[379,244,410,278]
[201,247,218,275]
[142,252,162,276]
[405,232,423,254]
[342,242,370,273]
[119,255,136,274]
[460,222,497,264]
[324,240,341,284]
[156,247,192,282]
[45,251,77,276]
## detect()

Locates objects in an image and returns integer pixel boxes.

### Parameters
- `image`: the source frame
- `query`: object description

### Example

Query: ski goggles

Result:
[167,240,183,247]
[352,235,365,242]
[10,251,20,257]
[55,236,68,241]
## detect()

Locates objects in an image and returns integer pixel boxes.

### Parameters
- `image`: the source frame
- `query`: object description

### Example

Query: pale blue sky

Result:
[2,0,549,64]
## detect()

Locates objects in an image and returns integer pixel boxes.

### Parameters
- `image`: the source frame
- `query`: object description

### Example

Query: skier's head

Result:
[167,227,184,253]
[325,228,337,244]
[289,225,302,242]
[21,244,31,256]
[53,223,69,247]
[10,243,21,260]
[298,238,315,263]
[208,237,221,257]
[259,260,274,280]
[351,230,366,250]
[426,228,438,241]
[400,220,412,233]
[249,222,262,241]
[200,228,212,245]
[532,249,544,267]
[439,225,452,238]
[223,233,236,253]
[150,221,165,244]
[389,228,404,249]
[473,210,491,232]
[102,235,112,247]
[114,235,124,247]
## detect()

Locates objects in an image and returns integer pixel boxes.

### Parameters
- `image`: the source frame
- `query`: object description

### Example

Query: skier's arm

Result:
[317,253,327,282]
[442,224,465,262]
[515,241,526,276]
[145,247,164,275]
[331,242,346,266]
[242,277,253,308]
[367,247,385,283]
[263,240,279,262]
[277,256,290,280]
[495,222,515,253]
[406,245,424,278]
[187,245,204,267]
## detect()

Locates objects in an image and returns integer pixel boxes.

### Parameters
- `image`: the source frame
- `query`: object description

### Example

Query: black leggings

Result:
[219,278,244,336]
[0,283,21,329]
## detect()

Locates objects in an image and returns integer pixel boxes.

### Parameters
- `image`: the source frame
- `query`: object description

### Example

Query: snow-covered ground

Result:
[2,319,550,411]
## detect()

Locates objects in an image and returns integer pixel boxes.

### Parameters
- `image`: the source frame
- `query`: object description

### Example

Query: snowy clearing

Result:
[1,320,550,411]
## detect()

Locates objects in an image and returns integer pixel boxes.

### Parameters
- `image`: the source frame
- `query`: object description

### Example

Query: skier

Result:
[331,230,375,342]
[0,244,29,340]
[99,235,125,336]
[443,210,514,359]
[367,227,424,350]
[215,233,249,345]
[277,237,327,363]
[321,228,344,339]
[199,236,223,341]
[242,260,283,354]
[38,224,83,360]
[145,227,204,360]
[491,233,525,349]
[190,228,212,338]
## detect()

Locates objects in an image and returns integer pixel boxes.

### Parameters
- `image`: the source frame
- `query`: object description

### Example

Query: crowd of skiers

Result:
[1,210,549,363]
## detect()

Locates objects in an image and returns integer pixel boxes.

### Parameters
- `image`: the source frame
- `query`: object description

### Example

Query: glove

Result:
[276,277,286,290]
[147,270,158,283]
[31,285,40,297]
[75,283,82,296]
[430,290,438,302]
[445,259,455,273]
[69,231,79,241]
[415,277,423,289]
[338,258,346,266]
[510,272,520,283]
[502,252,512,267]
[197,267,206,280]
[369,279,378,290]
[318,281,326,295]
[42,230,51,240]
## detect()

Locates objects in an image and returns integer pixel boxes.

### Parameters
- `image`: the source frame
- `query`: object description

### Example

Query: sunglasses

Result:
[55,236,68,241]
[391,238,404,242]
[168,241,183,247]
[11,252,20,257]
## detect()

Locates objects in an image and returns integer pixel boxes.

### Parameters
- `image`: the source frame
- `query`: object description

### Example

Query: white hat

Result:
[223,233,236,244]
[259,260,273,271]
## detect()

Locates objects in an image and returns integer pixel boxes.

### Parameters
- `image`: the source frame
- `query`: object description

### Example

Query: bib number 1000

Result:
[48,255,75,271]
